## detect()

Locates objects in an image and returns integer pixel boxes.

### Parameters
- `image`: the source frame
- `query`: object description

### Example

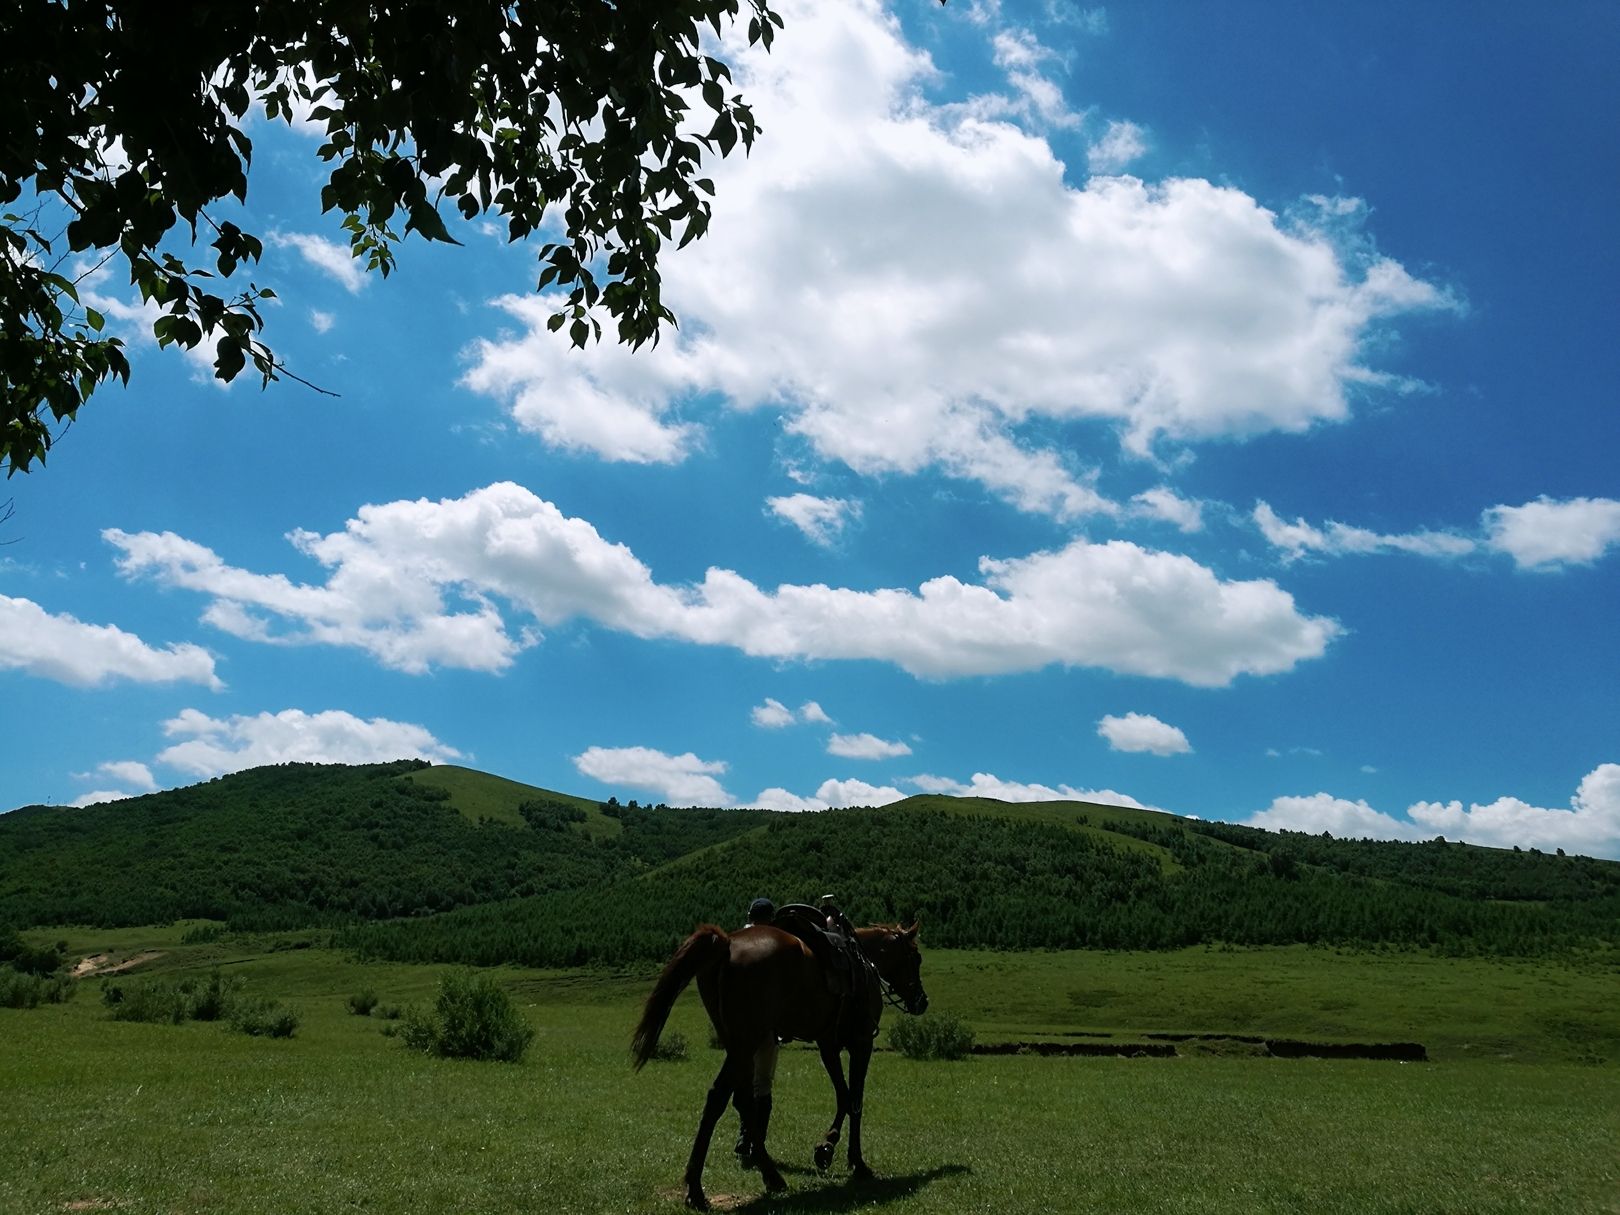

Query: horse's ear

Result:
[900,920,920,941]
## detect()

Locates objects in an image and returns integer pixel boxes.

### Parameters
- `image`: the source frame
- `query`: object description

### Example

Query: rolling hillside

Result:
[4,762,1617,966]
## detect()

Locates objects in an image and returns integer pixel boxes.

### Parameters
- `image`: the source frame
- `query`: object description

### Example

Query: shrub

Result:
[347,988,380,1016]
[398,971,534,1062]
[889,1011,975,1060]
[377,1004,403,1020]
[9,943,64,977]
[648,1030,688,1062]
[1,967,74,1008]
[184,970,239,1021]
[105,978,188,1024]
[230,996,299,1038]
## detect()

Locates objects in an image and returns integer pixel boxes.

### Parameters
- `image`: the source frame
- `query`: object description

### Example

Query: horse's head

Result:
[865,922,928,1016]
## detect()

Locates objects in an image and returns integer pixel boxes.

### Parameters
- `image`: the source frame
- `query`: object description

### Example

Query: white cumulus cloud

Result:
[752,698,834,728]
[1483,496,1620,570]
[1244,764,1620,858]
[107,482,1338,686]
[572,745,733,807]
[459,0,1452,515]
[0,594,221,689]
[156,708,462,778]
[910,771,1160,811]
[1253,502,1476,561]
[269,230,367,293]
[827,732,913,760]
[767,494,861,546]
[1097,712,1191,756]
[752,777,907,812]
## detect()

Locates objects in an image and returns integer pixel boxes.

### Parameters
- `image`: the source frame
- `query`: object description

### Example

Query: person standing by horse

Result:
[732,897,779,1164]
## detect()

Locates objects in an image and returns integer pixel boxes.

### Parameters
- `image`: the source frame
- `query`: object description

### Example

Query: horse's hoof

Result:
[685,1189,710,1211]
[852,1163,876,1184]
[737,1152,758,1171]
[764,1172,789,1194]
[814,1142,835,1171]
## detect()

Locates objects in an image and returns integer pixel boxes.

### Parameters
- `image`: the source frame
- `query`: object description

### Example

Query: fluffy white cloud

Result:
[572,745,733,807]
[0,594,221,689]
[1088,119,1147,172]
[107,482,1338,686]
[1132,486,1204,533]
[459,0,1450,516]
[767,494,860,546]
[1244,764,1620,857]
[751,697,796,728]
[752,777,907,812]
[1245,793,1423,842]
[752,698,833,728]
[70,789,139,808]
[910,771,1159,811]
[268,230,366,293]
[1408,764,1620,856]
[1097,712,1191,756]
[88,761,157,791]
[1483,496,1620,570]
[827,732,912,760]
[1253,502,1476,561]
[156,708,462,778]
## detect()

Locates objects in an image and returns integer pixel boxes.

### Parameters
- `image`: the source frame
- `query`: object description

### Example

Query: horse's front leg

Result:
[814,1038,850,1171]
[846,1040,875,1181]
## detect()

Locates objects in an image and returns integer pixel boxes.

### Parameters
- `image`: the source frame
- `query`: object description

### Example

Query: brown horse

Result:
[632,917,928,1210]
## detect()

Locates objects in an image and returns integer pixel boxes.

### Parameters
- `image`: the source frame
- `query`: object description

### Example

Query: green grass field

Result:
[3,931,1617,1214]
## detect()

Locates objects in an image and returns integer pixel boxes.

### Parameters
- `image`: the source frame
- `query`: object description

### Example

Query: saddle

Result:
[772,902,883,1037]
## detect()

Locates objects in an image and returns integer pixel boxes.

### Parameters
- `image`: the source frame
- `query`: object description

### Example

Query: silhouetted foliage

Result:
[2,0,782,472]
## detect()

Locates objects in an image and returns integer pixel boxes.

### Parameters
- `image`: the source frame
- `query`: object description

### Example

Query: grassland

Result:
[3,928,1616,1214]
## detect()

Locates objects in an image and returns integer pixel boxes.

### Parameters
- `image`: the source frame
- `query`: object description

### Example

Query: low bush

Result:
[184,970,239,1022]
[398,971,533,1062]
[648,1030,689,1062]
[889,1011,975,1060]
[347,988,380,1016]
[230,996,299,1038]
[377,1004,402,1020]
[1,967,75,1008]
[104,978,188,1024]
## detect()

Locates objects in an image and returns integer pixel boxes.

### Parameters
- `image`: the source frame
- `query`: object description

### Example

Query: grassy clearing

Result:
[2,937,1616,1213]
[402,764,618,837]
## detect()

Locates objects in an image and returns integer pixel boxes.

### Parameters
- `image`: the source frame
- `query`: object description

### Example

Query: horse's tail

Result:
[631,924,729,1071]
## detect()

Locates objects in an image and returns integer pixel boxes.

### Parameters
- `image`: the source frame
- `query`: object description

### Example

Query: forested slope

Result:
[340,801,1620,968]
[0,762,768,929]
[5,763,1617,965]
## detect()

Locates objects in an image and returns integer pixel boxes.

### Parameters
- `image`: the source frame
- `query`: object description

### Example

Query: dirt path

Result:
[72,950,164,979]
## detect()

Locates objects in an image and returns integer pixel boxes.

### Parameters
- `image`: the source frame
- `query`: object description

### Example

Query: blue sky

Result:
[5,1,1618,857]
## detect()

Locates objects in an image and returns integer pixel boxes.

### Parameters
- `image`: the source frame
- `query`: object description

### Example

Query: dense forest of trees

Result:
[0,762,767,929]
[5,763,1617,965]
[340,805,1620,968]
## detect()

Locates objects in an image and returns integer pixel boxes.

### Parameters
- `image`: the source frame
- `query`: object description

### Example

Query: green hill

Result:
[4,762,1617,967]
[0,761,765,930]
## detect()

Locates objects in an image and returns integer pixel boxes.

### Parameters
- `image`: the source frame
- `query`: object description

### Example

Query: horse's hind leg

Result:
[683,1056,736,1210]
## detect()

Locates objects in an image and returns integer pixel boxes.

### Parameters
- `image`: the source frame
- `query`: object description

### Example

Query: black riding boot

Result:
[754,1094,773,1159]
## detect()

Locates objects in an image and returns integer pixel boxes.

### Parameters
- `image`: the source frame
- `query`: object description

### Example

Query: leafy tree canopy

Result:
[0,0,781,473]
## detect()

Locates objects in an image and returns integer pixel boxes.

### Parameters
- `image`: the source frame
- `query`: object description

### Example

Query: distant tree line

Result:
[6,762,1617,966]
[339,805,1620,968]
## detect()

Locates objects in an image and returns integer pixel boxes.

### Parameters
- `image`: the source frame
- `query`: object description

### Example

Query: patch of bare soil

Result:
[72,950,163,979]
[655,1187,748,1209]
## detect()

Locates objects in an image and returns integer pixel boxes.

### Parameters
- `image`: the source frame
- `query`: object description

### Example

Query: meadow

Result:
[3,926,1617,1214]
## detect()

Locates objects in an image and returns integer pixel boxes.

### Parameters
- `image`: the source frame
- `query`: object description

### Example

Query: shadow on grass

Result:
[730,1163,972,1212]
